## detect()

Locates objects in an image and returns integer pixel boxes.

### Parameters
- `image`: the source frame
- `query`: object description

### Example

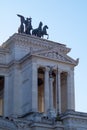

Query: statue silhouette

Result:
[17,14,49,39]
[17,14,25,33]
[25,17,32,35]
[42,25,49,39]
[32,22,43,37]
[17,14,32,35]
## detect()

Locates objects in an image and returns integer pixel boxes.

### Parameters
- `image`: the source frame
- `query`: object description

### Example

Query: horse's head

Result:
[44,25,48,29]
[43,25,48,31]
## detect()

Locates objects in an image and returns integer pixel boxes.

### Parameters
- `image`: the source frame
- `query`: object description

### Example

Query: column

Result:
[49,76,54,110]
[67,70,75,110]
[31,62,38,112]
[44,67,50,113]
[56,69,61,114]
[47,66,56,118]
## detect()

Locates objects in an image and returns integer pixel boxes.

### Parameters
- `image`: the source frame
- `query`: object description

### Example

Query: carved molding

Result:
[34,50,77,65]
[61,111,87,128]
[3,33,70,54]
[1,33,78,67]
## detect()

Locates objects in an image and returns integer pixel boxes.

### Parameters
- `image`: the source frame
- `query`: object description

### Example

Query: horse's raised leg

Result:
[47,34,49,39]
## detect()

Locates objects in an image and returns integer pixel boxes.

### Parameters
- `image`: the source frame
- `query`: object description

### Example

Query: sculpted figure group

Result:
[17,14,49,39]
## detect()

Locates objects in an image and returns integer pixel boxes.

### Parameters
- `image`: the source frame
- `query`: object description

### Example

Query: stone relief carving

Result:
[37,51,76,64]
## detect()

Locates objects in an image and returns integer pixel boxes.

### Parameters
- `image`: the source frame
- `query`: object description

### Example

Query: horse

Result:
[25,17,33,35]
[32,22,43,37]
[41,25,49,39]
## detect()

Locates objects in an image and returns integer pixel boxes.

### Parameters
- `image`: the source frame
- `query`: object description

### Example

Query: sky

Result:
[0,0,87,112]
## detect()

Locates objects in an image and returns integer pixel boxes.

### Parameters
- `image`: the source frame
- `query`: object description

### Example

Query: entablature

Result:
[2,33,71,55]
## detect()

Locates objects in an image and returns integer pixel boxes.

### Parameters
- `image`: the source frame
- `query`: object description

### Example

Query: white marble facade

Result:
[0,33,87,130]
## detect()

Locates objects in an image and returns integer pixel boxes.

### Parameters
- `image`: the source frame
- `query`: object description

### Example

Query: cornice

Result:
[61,110,87,120]
[2,33,70,54]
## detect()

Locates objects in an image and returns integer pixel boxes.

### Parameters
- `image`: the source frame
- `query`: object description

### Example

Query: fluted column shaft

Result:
[44,67,50,113]
[56,69,61,114]
[49,77,54,110]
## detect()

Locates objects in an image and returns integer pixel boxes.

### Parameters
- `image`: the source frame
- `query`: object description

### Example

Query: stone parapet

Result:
[61,110,87,130]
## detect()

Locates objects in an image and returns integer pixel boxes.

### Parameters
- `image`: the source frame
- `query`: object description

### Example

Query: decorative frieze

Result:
[3,33,70,54]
